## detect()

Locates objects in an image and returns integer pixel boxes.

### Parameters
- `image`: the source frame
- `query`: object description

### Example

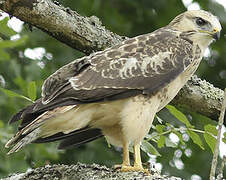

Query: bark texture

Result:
[3,163,182,180]
[172,75,223,120]
[0,0,124,54]
[0,0,224,120]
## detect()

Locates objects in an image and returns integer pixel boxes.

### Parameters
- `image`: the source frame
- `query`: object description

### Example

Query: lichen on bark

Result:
[3,163,183,180]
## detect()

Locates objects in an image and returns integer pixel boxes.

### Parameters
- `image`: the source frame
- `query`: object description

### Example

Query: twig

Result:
[210,88,226,180]
[217,156,226,180]
[146,127,212,142]
[0,74,5,87]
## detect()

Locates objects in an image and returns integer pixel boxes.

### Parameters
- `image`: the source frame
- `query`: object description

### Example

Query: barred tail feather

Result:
[6,128,41,154]
[5,103,103,154]
[5,111,49,149]
[5,105,78,153]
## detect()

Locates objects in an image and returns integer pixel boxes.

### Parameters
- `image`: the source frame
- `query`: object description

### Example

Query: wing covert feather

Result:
[42,29,198,104]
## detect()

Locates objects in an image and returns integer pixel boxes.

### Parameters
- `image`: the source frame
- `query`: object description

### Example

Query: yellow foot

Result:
[113,164,131,170]
[113,164,123,170]
[120,165,149,174]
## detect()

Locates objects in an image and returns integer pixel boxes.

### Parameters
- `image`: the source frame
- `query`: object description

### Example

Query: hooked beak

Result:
[212,28,221,40]
[199,28,221,40]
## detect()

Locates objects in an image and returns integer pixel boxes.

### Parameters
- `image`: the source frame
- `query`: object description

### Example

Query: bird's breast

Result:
[156,57,202,111]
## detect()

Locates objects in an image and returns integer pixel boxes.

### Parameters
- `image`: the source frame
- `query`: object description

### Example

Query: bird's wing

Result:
[41,29,199,105]
[10,28,201,125]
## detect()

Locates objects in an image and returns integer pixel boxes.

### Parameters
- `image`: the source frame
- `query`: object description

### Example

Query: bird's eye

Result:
[196,17,207,26]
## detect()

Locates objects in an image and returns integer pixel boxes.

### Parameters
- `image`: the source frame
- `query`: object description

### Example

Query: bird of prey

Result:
[6,10,221,172]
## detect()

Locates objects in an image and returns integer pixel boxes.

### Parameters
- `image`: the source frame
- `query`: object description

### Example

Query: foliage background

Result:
[0,0,226,179]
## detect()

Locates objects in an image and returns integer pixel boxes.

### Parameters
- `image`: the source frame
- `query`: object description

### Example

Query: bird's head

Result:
[168,10,221,50]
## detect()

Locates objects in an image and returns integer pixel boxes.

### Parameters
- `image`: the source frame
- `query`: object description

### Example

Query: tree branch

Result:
[172,75,223,120]
[0,0,124,54]
[209,88,226,180]
[0,0,224,120]
[3,163,182,180]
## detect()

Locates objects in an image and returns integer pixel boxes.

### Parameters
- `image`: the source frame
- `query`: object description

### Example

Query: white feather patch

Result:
[119,57,138,78]
[141,52,172,75]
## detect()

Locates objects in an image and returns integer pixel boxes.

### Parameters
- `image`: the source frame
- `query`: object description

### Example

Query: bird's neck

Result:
[186,33,213,54]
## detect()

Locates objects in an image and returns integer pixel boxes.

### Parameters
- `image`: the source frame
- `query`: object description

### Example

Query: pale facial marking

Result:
[180,10,221,49]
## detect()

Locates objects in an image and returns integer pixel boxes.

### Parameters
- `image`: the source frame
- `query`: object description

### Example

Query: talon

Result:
[119,165,149,173]
[114,164,123,170]
[120,165,134,172]
[133,163,150,174]
[115,142,150,173]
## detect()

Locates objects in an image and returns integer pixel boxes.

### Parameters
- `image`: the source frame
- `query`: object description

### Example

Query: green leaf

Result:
[157,135,165,148]
[172,131,185,145]
[27,81,37,101]
[156,125,165,133]
[0,49,10,61]
[166,123,173,127]
[0,87,33,102]
[187,130,205,150]
[0,17,17,37]
[204,124,217,136]
[222,132,226,144]
[0,35,28,49]
[155,115,163,124]
[166,105,192,127]
[190,112,217,126]
[0,120,4,128]
[203,132,216,153]
[141,141,161,156]
[14,76,28,94]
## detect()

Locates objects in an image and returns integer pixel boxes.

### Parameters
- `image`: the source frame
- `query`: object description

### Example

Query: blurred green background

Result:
[0,0,226,179]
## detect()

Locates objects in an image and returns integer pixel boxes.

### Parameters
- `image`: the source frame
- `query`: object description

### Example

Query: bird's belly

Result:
[89,99,128,147]
[120,95,160,145]
[89,95,160,147]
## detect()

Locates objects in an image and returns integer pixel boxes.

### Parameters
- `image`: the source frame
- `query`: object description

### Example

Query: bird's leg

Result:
[121,141,130,168]
[133,143,143,169]
[120,143,149,173]
[132,143,149,173]
[115,141,131,170]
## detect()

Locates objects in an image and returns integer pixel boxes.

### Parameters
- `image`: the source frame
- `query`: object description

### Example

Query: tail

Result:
[5,125,103,154]
[5,105,76,153]
[5,128,41,154]
[5,109,54,154]
[5,101,103,154]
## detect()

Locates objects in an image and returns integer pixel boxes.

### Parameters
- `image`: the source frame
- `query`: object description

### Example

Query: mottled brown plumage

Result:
[6,10,221,172]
